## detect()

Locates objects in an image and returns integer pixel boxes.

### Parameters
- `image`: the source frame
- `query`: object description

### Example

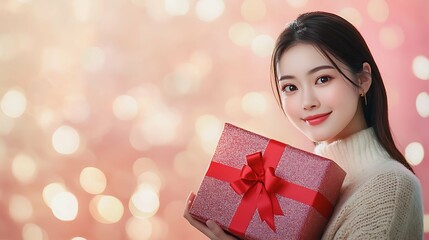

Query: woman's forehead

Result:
[279,44,331,71]
[278,43,349,75]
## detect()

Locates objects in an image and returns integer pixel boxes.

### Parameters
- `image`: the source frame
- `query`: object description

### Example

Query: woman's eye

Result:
[316,76,331,84]
[282,84,298,92]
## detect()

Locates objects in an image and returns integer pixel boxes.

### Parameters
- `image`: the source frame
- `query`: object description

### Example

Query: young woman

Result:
[184,11,424,239]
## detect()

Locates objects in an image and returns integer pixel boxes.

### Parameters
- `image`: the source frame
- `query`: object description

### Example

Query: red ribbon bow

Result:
[230,152,284,231]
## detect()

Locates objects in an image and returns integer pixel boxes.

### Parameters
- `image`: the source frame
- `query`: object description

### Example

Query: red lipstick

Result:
[303,112,332,126]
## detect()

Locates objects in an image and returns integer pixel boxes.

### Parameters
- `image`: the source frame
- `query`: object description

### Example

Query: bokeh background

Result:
[0,0,428,239]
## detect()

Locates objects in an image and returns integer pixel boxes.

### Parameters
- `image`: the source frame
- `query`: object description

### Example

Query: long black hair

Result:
[270,11,414,173]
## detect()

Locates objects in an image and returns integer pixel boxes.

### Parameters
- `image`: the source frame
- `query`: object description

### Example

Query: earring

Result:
[361,92,367,106]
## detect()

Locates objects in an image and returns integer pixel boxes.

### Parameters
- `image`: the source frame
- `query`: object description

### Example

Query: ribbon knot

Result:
[257,174,264,183]
[230,151,284,231]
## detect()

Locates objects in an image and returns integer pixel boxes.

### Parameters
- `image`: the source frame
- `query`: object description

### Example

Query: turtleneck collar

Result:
[314,127,392,181]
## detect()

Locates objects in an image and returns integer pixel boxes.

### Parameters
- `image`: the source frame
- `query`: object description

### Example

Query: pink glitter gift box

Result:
[189,123,346,240]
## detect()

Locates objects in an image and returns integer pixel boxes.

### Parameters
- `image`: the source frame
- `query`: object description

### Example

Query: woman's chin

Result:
[302,131,334,143]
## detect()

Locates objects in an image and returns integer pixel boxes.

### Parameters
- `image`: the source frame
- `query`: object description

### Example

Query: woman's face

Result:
[277,43,367,143]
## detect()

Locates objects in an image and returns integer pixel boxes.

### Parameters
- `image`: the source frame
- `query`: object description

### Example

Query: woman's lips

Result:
[303,112,332,126]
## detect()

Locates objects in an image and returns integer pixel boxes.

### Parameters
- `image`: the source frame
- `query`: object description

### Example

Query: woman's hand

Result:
[183,192,239,240]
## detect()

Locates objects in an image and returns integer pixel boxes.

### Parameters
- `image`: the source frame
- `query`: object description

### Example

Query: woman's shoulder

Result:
[339,158,422,208]
[372,159,421,190]
[352,159,423,206]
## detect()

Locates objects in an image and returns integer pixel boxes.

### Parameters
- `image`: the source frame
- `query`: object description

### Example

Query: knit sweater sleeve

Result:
[331,168,423,240]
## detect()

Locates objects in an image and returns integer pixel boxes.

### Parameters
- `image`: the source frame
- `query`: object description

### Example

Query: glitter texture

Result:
[189,123,346,240]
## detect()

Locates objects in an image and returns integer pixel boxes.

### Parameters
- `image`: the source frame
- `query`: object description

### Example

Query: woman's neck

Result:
[314,127,391,181]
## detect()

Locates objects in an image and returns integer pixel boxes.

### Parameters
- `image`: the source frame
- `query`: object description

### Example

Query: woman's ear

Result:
[359,62,372,94]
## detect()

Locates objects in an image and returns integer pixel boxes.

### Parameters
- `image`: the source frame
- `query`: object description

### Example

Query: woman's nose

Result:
[302,90,320,110]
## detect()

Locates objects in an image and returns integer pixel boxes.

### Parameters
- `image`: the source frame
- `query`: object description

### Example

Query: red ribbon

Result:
[205,140,334,237]
[230,152,284,231]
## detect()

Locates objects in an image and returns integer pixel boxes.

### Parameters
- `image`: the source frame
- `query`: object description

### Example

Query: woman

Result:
[184,11,424,239]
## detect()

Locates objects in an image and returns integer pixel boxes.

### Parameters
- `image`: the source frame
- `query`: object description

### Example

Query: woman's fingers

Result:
[183,192,219,239]
[206,220,237,240]
[183,192,201,225]
[184,192,195,213]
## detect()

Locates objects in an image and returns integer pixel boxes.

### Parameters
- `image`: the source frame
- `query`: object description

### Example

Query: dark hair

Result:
[270,11,414,173]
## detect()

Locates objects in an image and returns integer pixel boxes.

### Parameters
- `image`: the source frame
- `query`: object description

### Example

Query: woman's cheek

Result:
[283,96,301,123]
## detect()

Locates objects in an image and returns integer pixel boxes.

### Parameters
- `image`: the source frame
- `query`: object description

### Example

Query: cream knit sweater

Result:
[314,128,424,240]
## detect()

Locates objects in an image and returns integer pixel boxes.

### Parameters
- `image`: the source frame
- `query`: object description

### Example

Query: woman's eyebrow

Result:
[279,65,334,81]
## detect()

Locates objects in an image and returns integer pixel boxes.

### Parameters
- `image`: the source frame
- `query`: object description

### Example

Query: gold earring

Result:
[361,92,367,106]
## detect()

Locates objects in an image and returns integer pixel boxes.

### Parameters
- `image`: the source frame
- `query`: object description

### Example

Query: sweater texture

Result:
[314,127,424,240]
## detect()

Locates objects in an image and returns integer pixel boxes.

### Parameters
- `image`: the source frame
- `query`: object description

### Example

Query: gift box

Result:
[189,123,346,240]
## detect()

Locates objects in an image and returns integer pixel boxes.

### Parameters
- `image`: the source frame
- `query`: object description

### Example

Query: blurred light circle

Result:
[195,114,221,142]
[240,0,266,22]
[228,22,255,46]
[1,88,27,118]
[339,7,362,27]
[379,25,404,49]
[51,192,78,221]
[0,34,17,61]
[405,142,425,166]
[132,157,158,176]
[41,47,72,73]
[72,0,91,22]
[9,195,33,222]
[241,91,267,116]
[112,95,139,120]
[148,216,169,239]
[190,51,213,76]
[62,95,91,123]
[286,0,307,8]
[164,0,189,16]
[42,183,66,207]
[22,223,46,240]
[195,0,224,22]
[82,46,105,72]
[141,0,169,21]
[11,153,38,183]
[195,114,222,154]
[126,217,152,240]
[71,238,87,240]
[165,63,202,95]
[35,107,59,131]
[137,171,163,191]
[367,0,389,22]
[130,0,145,6]
[129,107,180,150]
[129,185,159,218]
[52,125,80,155]
[80,167,107,194]
[43,182,67,208]
[412,55,429,80]
[416,92,429,118]
[251,34,275,57]
[129,126,151,151]
[128,84,162,117]
[90,195,124,224]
